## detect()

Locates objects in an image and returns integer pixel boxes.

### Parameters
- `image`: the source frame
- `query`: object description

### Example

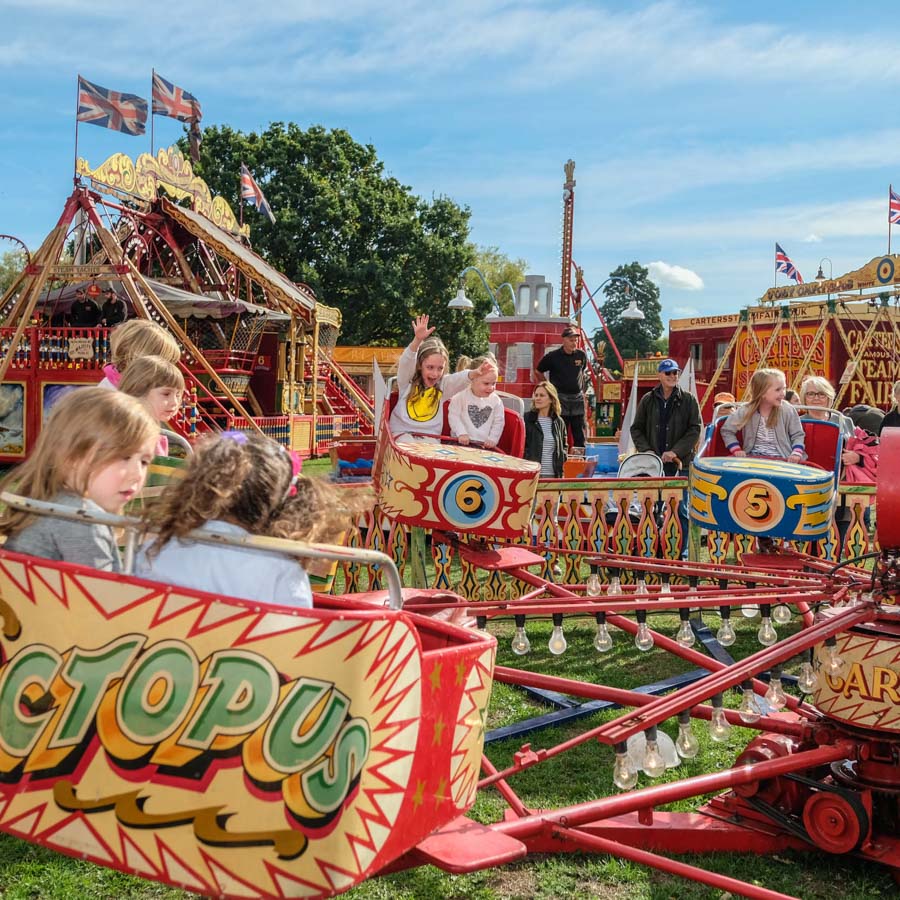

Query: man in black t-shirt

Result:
[69,288,101,327]
[100,287,128,327]
[535,325,588,447]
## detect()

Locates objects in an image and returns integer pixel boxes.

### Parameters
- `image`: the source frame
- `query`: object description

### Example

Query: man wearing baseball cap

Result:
[534,325,588,448]
[631,358,701,556]
[69,286,101,327]
[100,286,128,327]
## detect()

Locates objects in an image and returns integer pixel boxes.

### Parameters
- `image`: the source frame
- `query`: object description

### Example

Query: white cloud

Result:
[802,233,823,243]
[672,305,701,316]
[647,261,704,290]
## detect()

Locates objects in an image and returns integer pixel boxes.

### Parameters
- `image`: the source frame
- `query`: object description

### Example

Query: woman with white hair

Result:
[799,376,853,433]
[800,375,875,554]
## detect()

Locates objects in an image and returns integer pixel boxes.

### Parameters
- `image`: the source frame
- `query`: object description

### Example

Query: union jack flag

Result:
[77,76,147,136]
[890,187,900,225]
[152,72,202,122]
[775,243,803,284]
[240,164,276,224]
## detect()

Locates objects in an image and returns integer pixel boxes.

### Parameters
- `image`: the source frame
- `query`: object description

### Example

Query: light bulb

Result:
[822,641,846,677]
[764,671,787,711]
[772,604,792,625]
[607,575,622,596]
[716,618,736,647]
[709,696,732,742]
[642,737,667,778]
[548,614,567,656]
[738,684,761,724]
[676,618,695,647]
[510,615,531,656]
[635,621,654,652]
[797,661,818,693]
[740,604,759,619]
[635,577,649,597]
[593,614,614,652]
[757,616,778,647]
[586,572,602,597]
[612,745,639,790]
[675,716,700,759]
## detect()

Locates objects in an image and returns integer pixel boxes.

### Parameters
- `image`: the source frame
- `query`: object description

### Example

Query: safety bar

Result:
[160,429,194,456]
[0,492,405,610]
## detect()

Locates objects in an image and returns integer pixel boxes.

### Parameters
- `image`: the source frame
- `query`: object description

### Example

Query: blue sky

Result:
[3,0,900,334]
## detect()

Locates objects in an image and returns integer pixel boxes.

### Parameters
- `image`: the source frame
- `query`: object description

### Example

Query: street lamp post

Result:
[815,258,833,282]
[448,265,516,316]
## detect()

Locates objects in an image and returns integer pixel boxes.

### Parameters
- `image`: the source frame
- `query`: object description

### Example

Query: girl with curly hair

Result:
[134,432,351,607]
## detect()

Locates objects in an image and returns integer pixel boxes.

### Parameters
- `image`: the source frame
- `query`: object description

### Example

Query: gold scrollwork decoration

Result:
[77,147,247,236]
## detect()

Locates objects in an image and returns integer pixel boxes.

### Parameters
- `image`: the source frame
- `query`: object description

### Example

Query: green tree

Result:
[593,262,663,371]
[0,249,26,296]
[181,123,494,361]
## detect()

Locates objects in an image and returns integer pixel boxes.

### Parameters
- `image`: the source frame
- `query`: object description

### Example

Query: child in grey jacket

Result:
[0,388,159,571]
[721,368,805,461]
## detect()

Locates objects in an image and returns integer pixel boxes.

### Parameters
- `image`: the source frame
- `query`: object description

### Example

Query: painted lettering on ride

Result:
[0,638,370,827]
[825,662,900,704]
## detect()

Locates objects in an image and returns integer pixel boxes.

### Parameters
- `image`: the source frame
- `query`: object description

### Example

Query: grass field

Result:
[0,458,893,898]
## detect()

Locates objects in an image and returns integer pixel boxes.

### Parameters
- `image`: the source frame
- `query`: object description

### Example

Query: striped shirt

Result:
[538,417,556,476]
[751,418,781,458]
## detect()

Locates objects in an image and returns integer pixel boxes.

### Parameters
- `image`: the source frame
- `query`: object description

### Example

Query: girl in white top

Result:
[389,315,493,441]
[447,358,505,448]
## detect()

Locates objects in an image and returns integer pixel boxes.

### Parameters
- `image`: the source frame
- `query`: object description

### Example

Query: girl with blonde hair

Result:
[447,357,505,448]
[98,318,181,389]
[135,432,352,607]
[118,355,186,456]
[388,314,494,441]
[0,388,159,570]
[721,367,805,461]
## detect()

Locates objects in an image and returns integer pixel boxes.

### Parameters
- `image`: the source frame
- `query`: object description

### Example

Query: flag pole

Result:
[150,69,155,158]
[73,74,81,186]
[239,161,244,229]
[773,242,777,288]
[890,185,893,256]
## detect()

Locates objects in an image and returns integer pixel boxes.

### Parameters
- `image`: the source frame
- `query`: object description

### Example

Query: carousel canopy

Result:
[38,279,290,322]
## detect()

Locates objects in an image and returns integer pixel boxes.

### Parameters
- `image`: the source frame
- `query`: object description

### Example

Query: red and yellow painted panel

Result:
[812,617,900,735]
[0,551,495,897]
[377,438,540,540]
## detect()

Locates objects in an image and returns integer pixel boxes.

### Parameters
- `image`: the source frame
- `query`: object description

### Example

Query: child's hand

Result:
[477,360,494,376]
[458,435,470,445]
[484,440,497,449]
[412,315,435,342]
[732,449,747,457]
[788,450,804,463]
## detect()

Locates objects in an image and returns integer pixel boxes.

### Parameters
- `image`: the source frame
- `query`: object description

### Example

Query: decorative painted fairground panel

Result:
[0,552,495,898]
[337,481,877,600]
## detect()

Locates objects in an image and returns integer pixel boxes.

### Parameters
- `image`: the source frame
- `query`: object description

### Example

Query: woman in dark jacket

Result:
[524,382,567,477]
